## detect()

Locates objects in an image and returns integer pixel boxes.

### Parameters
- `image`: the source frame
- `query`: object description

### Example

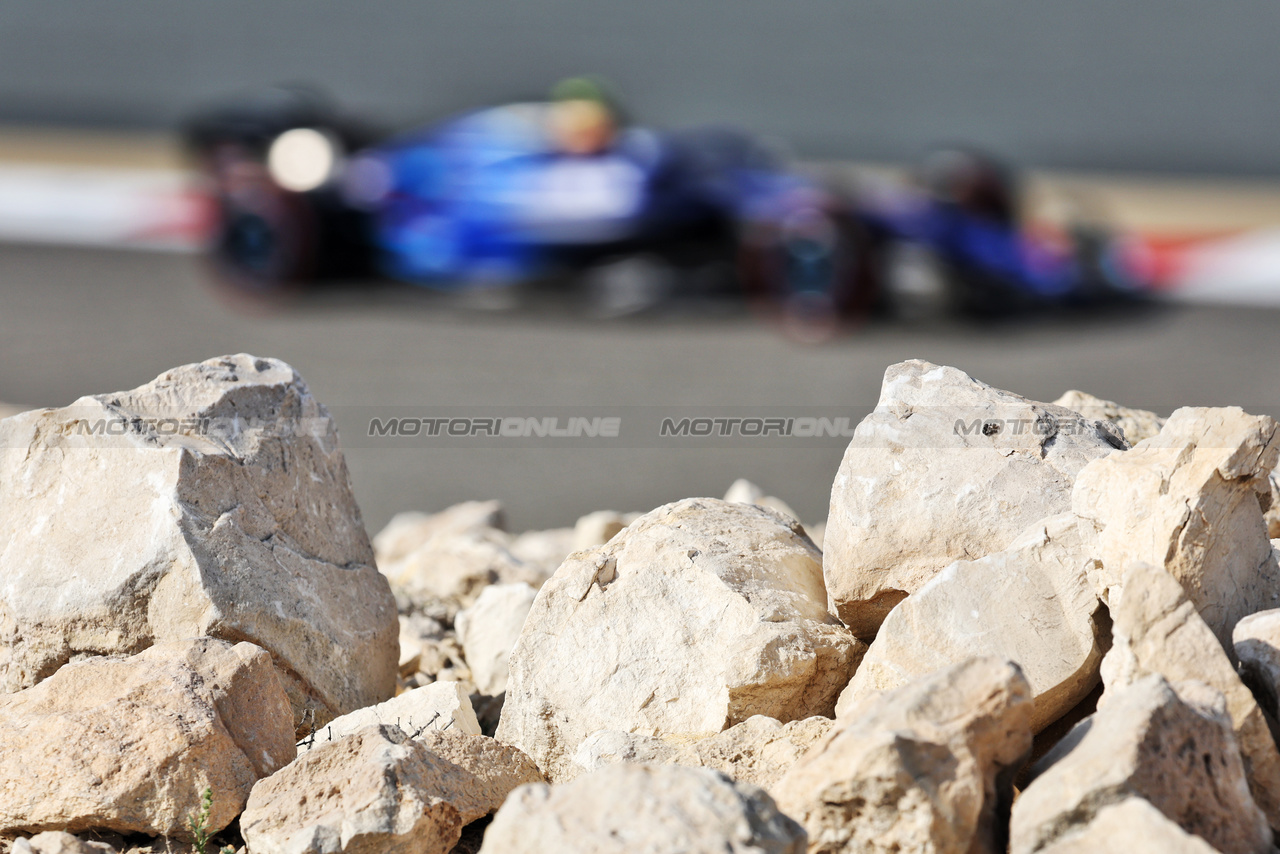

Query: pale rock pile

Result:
[477,764,806,854]
[573,714,835,795]
[0,355,398,733]
[496,497,863,782]
[1073,405,1280,651]
[1052,388,1166,444]
[375,499,639,701]
[835,512,1105,732]
[823,360,1126,638]
[309,681,482,744]
[10,355,1280,854]
[1099,562,1280,828]
[1011,675,1270,854]
[454,583,537,696]
[775,657,1034,854]
[0,638,295,836]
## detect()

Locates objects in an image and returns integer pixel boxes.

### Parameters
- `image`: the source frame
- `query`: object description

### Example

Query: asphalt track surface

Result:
[2,243,1280,535]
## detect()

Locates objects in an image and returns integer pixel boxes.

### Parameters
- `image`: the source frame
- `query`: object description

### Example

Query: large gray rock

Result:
[496,498,863,782]
[1010,675,1271,854]
[0,638,295,837]
[774,657,1035,854]
[477,764,806,854]
[836,513,1104,733]
[1072,406,1280,653]
[242,725,463,854]
[824,361,1125,637]
[0,355,398,731]
[1100,562,1280,831]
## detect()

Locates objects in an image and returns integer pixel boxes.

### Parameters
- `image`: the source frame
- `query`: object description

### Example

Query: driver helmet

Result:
[547,76,624,155]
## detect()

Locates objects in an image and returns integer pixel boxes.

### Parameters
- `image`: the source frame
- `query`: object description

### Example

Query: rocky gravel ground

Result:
[4,353,1280,852]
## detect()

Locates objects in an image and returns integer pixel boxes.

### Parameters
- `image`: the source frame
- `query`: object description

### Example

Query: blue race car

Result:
[856,147,1146,321]
[183,81,871,329]
[184,84,1140,331]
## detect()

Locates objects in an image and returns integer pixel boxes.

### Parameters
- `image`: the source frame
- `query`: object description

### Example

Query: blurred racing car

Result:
[183,82,1144,332]
[858,147,1147,321]
[182,80,871,329]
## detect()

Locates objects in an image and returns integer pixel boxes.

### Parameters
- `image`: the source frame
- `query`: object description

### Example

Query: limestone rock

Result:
[397,612,446,677]
[571,510,630,551]
[383,527,541,609]
[571,729,681,772]
[724,479,800,522]
[1034,798,1221,854]
[507,528,575,579]
[774,657,1034,854]
[496,498,863,782]
[503,512,634,582]
[400,633,471,691]
[0,405,25,421]
[1072,406,1280,652]
[373,501,506,568]
[242,725,463,854]
[1052,389,1166,444]
[307,682,480,747]
[1235,606,1280,719]
[0,355,398,730]
[0,638,295,837]
[1100,562,1280,830]
[835,513,1105,733]
[415,729,544,823]
[11,832,116,854]
[573,715,834,795]
[825,361,1125,637]
[1010,674,1270,854]
[477,764,806,854]
[455,583,537,696]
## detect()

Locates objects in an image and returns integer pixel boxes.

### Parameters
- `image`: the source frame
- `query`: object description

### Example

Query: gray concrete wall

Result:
[2,1,1278,175]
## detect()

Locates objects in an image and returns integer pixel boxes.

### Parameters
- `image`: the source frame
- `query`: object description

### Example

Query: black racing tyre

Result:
[211,190,318,294]
[739,210,874,339]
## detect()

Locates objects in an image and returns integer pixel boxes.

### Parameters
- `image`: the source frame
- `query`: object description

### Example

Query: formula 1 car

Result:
[183,83,1144,333]
[857,148,1147,321]
[182,81,871,330]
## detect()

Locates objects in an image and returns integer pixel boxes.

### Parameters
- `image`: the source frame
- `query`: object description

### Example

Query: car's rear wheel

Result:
[740,210,874,340]
[212,192,317,290]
